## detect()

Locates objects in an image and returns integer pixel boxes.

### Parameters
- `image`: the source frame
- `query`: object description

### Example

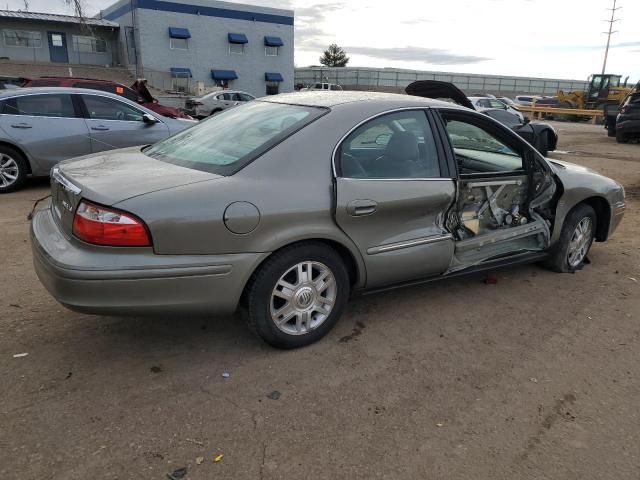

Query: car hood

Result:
[547,158,622,197]
[405,80,475,110]
[56,147,221,206]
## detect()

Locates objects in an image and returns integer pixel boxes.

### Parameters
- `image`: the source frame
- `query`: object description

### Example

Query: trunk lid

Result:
[51,147,221,235]
[405,80,475,110]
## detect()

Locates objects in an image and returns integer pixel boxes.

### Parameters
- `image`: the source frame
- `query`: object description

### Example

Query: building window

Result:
[72,35,107,53]
[229,43,244,55]
[265,46,279,56]
[3,29,42,48]
[170,37,188,50]
[266,83,279,95]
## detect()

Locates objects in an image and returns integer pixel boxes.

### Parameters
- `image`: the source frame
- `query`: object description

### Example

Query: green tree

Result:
[319,44,349,67]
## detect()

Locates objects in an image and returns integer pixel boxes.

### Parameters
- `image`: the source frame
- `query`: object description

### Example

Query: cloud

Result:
[295,2,346,52]
[345,46,491,65]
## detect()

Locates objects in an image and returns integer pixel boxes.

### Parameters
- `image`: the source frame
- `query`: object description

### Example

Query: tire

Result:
[244,242,350,349]
[557,101,576,122]
[535,133,549,157]
[0,145,28,193]
[544,204,596,273]
[616,130,628,143]
[606,122,616,137]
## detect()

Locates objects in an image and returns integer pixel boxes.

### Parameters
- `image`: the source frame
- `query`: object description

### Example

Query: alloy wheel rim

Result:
[270,261,337,335]
[567,217,593,268]
[0,154,19,188]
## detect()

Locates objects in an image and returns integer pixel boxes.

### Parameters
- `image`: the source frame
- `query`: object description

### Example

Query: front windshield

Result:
[146,101,326,175]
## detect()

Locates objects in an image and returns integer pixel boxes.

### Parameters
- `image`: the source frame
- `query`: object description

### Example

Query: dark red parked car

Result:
[22,77,191,119]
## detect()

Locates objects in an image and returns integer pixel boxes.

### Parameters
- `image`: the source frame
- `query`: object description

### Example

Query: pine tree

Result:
[319,44,350,67]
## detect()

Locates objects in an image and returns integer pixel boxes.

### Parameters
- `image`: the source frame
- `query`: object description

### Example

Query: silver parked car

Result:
[0,87,194,192]
[185,90,255,119]
[31,91,625,349]
[468,96,525,122]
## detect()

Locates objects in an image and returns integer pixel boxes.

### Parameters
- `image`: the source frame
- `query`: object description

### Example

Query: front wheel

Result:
[244,243,350,349]
[544,204,596,273]
[0,146,28,193]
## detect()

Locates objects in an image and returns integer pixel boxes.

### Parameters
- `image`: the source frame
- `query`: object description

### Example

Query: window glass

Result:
[265,46,279,56]
[483,110,523,128]
[82,95,144,122]
[229,43,244,54]
[489,99,507,109]
[239,93,254,101]
[146,102,324,175]
[3,29,42,48]
[266,83,279,95]
[329,84,342,91]
[442,115,523,174]
[170,37,188,49]
[72,35,107,53]
[51,34,63,47]
[4,94,75,117]
[217,93,231,101]
[339,110,440,179]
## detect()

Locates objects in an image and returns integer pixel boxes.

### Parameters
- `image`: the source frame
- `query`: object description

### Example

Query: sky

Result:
[5,0,640,81]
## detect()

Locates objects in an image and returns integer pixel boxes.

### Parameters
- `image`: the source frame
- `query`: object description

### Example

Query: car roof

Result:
[0,86,135,99]
[261,90,454,109]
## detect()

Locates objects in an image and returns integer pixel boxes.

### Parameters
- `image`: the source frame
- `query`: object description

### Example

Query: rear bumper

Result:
[30,207,268,316]
[617,118,640,135]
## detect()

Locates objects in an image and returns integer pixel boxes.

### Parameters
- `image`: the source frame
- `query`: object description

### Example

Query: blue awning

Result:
[227,33,248,44]
[170,67,192,78]
[264,36,283,47]
[265,72,284,82]
[211,69,238,81]
[169,27,191,39]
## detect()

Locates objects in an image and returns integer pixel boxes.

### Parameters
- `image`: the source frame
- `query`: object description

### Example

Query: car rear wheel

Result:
[544,204,596,273]
[244,242,350,349]
[0,146,27,193]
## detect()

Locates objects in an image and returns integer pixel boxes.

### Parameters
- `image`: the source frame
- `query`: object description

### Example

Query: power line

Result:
[602,0,622,75]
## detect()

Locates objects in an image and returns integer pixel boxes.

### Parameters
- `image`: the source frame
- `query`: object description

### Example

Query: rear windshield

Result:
[145,101,326,175]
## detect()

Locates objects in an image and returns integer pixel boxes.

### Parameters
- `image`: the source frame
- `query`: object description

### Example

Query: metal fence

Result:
[295,67,590,96]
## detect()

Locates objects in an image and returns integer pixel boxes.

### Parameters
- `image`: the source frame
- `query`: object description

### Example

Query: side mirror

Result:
[523,116,531,125]
[142,113,158,124]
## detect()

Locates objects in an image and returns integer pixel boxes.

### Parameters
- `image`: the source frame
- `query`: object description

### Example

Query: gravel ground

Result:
[1,121,639,480]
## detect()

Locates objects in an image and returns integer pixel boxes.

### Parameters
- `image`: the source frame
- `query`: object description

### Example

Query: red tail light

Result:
[73,200,151,247]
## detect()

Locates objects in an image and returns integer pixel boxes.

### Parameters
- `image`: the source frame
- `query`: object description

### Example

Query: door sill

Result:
[358,251,547,296]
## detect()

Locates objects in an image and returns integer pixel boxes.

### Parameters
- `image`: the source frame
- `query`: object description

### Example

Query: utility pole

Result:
[602,0,621,75]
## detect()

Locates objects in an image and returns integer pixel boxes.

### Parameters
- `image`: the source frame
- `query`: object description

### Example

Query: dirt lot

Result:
[1,121,639,480]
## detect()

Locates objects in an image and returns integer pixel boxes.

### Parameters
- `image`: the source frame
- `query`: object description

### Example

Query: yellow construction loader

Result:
[557,74,633,110]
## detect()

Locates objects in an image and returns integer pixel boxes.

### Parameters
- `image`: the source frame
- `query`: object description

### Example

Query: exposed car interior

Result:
[339,111,440,178]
